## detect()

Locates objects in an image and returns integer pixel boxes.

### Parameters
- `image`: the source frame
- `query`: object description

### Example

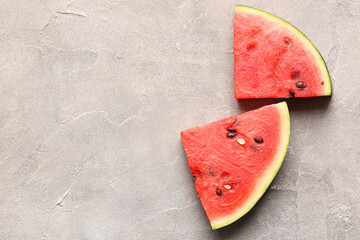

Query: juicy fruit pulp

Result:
[181,102,290,229]
[234,5,332,99]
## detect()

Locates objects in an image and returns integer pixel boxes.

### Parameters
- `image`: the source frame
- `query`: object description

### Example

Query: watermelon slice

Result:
[181,102,290,229]
[234,5,332,99]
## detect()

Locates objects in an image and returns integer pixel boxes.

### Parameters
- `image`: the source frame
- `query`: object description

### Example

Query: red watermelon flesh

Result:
[234,5,332,99]
[181,102,290,229]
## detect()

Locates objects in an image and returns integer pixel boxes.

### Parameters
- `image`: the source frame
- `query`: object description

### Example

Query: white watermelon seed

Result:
[224,185,231,189]
[237,139,245,145]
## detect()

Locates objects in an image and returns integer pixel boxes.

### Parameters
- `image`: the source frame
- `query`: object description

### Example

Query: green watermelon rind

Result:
[211,101,290,230]
[235,5,332,97]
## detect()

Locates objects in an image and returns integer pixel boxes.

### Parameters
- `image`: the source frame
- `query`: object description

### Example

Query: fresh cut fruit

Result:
[181,102,290,229]
[234,5,332,99]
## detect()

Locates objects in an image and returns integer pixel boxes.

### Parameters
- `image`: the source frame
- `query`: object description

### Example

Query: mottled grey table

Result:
[1,0,359,239]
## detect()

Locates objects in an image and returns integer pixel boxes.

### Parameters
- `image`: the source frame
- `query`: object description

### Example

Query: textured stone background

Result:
[0,0,358,239]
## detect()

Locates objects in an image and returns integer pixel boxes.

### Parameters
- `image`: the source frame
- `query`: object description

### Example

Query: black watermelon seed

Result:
[296,82,306,88]
[289,90,295,98]
[291,71,300,79]
[227,132,237,138]
[254,137,263,143]
[227,128,236,132]
[284,40,290,45]
[192,176,196,181]
[216,188,222,197]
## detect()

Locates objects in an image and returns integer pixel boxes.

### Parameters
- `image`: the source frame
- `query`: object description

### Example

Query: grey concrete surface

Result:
[0,0,359,239]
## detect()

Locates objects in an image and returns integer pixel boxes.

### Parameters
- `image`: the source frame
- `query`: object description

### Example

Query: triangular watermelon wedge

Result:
[234,5,332,99]
[181,102,290,229]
